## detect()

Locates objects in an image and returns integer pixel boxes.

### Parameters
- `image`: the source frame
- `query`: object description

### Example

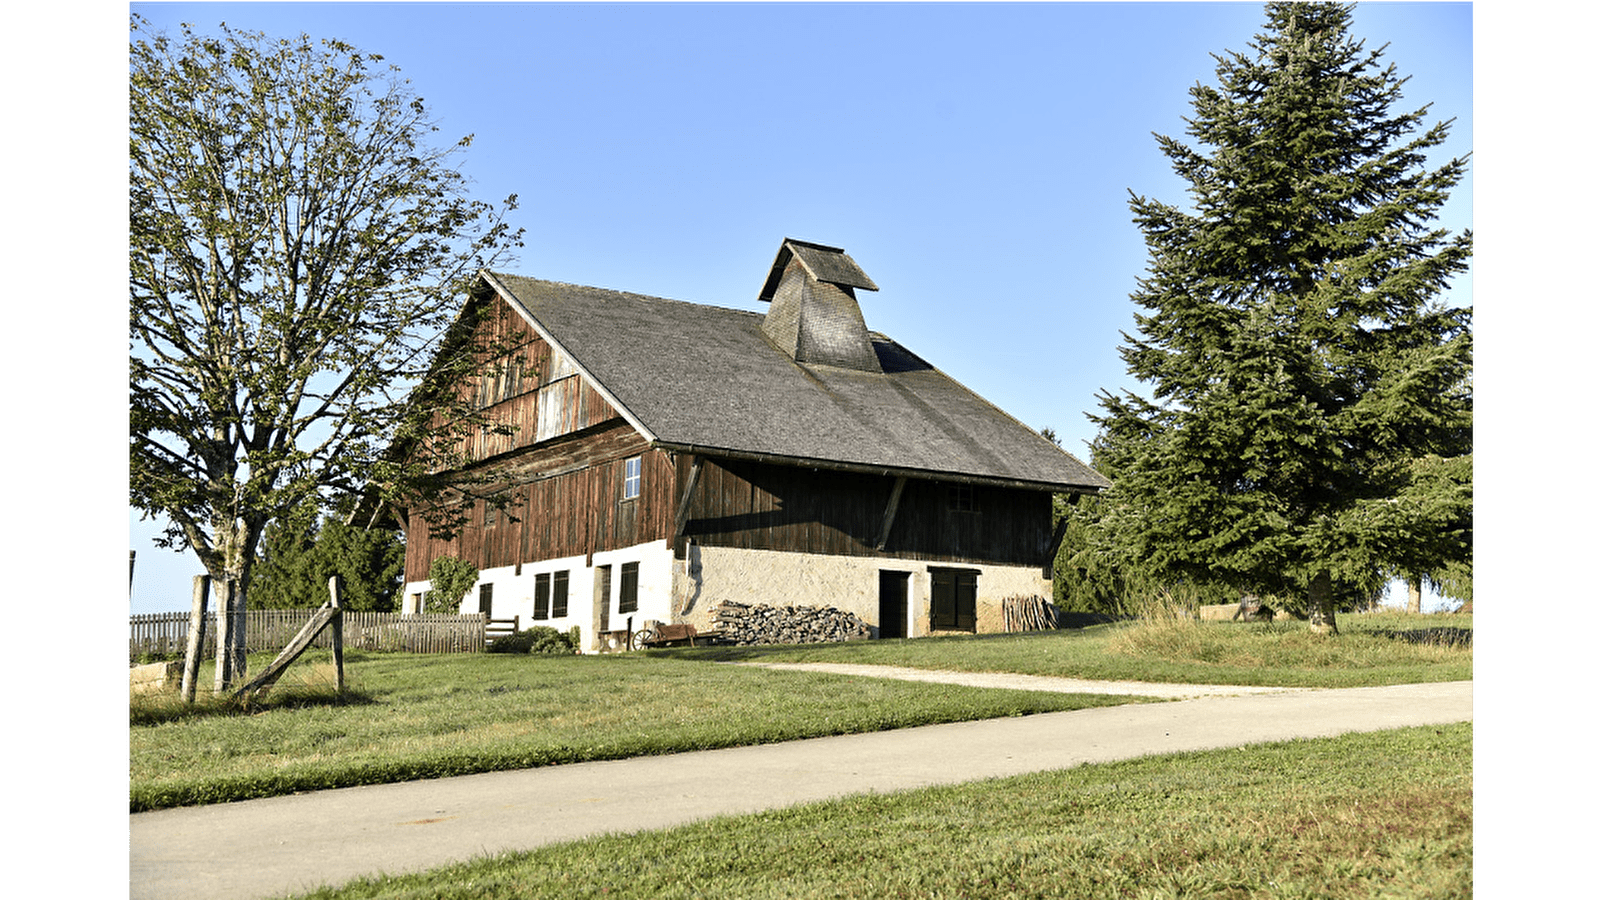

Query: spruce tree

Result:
[1090,2,1471,633]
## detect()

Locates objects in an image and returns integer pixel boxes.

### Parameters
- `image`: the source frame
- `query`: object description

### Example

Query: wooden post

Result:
[180,575,210,704]
[328,575,345,694]
[214,577,246,693]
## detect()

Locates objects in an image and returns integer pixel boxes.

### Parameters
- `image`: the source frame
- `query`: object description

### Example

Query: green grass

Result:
[286,723,1472,900]
[669,611,1473,687]
[130,650,1144,812]
[131,612,1469,813]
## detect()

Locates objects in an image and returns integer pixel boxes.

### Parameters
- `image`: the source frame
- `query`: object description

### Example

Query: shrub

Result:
[488,626,579,655]
[425,556,478,613]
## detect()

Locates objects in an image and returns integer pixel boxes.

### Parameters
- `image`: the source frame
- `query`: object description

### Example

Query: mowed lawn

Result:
[289,723,1472,900]
[131,612,1469,813]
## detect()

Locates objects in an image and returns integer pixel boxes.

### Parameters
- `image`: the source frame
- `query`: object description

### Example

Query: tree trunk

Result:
[213,576,247,692]
[1307,570,1339,635]
[1407,578,1423,614]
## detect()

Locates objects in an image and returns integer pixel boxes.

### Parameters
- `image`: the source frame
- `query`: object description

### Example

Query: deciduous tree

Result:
[1089,2,1472,634]
[130,17,523,686]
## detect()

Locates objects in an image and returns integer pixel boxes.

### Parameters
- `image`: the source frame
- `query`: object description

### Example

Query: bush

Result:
[488,626,579,655]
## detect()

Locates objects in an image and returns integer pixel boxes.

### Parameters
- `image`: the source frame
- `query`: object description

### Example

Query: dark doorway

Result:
[878,570,909,639]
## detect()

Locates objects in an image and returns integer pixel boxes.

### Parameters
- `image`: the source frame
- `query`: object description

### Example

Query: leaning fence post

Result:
[328,575,345,694]
[180,575,210,704]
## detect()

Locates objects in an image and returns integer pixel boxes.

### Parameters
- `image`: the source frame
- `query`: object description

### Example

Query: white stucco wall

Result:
[672,544,1051,636]
[400,540,677,653]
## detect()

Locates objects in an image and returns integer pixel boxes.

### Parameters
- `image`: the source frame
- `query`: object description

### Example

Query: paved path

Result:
[728,661,1318,698]
[130,673,1471,900]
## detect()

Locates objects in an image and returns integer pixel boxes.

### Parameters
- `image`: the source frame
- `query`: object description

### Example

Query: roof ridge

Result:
[488,271,764,320]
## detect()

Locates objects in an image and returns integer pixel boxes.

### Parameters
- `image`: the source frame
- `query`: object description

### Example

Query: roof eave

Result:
[651,440,1107,495]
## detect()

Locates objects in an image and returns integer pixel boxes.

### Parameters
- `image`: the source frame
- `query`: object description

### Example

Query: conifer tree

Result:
[1090,2,1472,633]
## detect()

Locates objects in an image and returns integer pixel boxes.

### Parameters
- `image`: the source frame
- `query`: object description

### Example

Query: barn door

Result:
[878,571,909,639]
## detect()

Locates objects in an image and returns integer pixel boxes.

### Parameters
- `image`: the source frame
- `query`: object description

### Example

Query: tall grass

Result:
[676,611,1471,687]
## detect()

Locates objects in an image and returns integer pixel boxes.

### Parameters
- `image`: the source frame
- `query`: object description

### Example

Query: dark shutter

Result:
[533,573,550,620]
[552,571,569,618]
[930,568,977,632]
[619,562,639,613]
[931,569,956,629]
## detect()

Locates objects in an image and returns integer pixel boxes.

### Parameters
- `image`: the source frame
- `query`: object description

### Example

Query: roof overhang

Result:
[652,440,1106,496]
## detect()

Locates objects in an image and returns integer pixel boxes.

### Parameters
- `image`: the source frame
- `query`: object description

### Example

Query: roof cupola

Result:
[757,238,882,373]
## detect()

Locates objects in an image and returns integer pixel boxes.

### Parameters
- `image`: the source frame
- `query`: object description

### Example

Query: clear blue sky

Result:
[125,2,1473,614]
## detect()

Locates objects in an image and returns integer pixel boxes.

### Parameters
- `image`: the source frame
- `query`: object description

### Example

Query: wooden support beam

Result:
[232,583,344,702]
[673,455,704,540]
[1043,509,1068,576]
[875,476,908,551]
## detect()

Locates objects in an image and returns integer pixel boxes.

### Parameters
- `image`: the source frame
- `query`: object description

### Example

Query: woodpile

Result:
[1002,595,1060,632]
[710,600,871,645]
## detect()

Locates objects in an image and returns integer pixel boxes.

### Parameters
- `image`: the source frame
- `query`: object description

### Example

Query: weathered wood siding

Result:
[405,424,675,583]
[433,299,618,464]
[675,456,1052,567]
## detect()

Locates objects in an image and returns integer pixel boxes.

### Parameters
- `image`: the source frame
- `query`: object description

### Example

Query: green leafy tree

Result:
[1089,2,1472,634]
[250,515,405,611]
[129,17,523,686]
[425,556,479,614]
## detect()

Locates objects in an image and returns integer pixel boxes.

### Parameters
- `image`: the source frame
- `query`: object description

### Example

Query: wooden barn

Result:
[389,239,1109,650]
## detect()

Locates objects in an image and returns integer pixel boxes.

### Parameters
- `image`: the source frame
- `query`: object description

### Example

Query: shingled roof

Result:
[478,244,1108,494]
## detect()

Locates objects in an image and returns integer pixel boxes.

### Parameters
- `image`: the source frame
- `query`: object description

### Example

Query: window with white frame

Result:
[622,456,642,500]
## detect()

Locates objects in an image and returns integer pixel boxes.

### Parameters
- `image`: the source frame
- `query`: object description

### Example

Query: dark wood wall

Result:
[675,456,1052,568]
[404,424,676,583]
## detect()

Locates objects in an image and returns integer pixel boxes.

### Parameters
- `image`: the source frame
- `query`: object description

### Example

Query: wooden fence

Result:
[130,610,487,659]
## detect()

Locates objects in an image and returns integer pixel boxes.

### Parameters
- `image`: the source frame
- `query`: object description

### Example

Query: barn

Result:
[388,238,1109,649]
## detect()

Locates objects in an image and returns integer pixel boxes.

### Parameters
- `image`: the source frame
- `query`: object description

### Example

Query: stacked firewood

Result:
[1002,595,1060,632]
[710,600,872,645]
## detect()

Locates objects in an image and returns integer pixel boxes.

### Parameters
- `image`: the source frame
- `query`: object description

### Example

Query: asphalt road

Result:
[130,675,1472,900]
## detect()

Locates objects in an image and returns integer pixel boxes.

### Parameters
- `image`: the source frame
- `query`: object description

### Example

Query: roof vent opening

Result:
[758,239,882,373]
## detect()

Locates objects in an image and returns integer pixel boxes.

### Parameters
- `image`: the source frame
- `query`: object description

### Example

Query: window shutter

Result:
[534,573,550,620]
[552,571,569,619]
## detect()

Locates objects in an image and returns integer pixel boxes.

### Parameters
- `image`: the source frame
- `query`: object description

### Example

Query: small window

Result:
[478,583,495,618]
[949,484,978,513]
[552,570,569,618]
[533,573,550,620]
[622,456,642,500]
[929,568,977,632]
[619,561,639,613]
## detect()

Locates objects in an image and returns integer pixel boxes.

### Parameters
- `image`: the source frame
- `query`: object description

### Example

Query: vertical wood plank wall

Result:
[675,456,1051,568]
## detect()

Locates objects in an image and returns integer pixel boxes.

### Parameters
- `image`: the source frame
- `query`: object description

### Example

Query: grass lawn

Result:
[286,722,1473,900]
[669,611,1473,687]
[130,651,1143,812]
[131,612,1470,813]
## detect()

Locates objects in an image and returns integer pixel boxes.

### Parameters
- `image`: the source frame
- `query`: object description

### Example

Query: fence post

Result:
[328,575,345,694]
[180,575,210,704]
